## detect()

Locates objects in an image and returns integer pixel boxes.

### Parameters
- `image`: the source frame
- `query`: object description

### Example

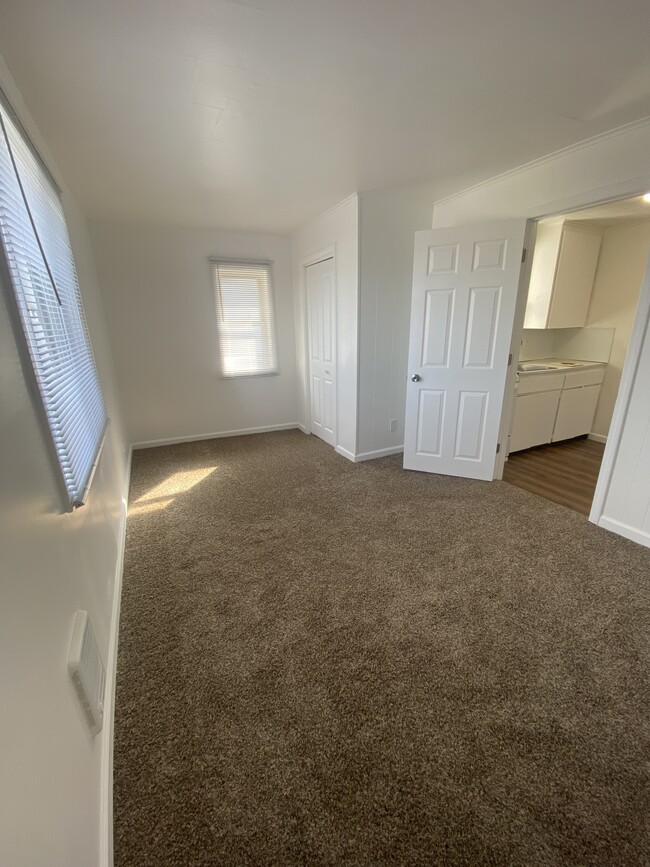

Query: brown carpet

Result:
[115,430,650,866]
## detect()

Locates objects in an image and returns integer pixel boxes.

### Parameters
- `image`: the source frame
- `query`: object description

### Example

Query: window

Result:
[0,95,107,510]
[211,260,278,377]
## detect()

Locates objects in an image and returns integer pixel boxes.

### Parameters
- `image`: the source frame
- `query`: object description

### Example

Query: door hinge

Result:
[508,352,513,367]
[521,247,527,263]
[496,442,501,454]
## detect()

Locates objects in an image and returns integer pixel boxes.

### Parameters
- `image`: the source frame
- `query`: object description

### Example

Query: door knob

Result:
[411,374,421,382]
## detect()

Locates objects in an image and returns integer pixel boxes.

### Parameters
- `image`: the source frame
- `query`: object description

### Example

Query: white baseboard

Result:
[132,423,300,450]
[598,515,650,549]
[588,432,608,444]
[335,444,404,463]
[296,423,308,434]
[355,445,404,462]
[100,446,132,867]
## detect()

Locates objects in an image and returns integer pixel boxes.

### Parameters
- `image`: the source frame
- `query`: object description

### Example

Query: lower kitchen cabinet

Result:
[510,390,562,453]
[552,383,601,442]
[509,365,605,453]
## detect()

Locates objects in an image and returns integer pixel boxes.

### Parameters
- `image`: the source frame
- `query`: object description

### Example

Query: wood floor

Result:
[503,436,605,515]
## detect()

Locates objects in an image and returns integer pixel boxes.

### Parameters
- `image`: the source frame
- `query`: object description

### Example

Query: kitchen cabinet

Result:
[510,370,564,453]
[552,369,603,441]
[509,364,605,453]
[524,221,602,329]
[510,389,562,453]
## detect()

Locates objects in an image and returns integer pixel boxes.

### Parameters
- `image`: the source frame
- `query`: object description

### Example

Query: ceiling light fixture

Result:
[644,193,650,202]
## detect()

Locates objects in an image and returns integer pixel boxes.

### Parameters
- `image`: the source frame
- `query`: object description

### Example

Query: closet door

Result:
[307,257,336,447]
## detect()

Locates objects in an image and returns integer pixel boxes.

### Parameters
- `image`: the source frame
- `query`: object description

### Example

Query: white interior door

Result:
[403,220,528,480]
[307,257,336,447]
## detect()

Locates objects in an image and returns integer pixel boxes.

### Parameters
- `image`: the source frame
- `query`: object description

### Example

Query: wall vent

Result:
[68,610,105,735]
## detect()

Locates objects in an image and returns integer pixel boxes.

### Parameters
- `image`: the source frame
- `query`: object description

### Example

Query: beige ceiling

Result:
[2,0,650,233]
[561,196,650,228]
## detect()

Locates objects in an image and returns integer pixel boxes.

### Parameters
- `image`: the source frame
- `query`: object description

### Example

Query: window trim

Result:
[209,257,280,380]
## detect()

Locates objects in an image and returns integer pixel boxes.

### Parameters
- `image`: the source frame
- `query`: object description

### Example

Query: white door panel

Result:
[416,390,445,456]
[307,258,337,447]
[404,221,528,480]
[455,391,489,460]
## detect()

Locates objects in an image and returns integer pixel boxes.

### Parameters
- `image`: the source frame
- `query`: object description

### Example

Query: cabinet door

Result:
[510,390,562,452]
[552,384,601,442]
[547,227,601,328]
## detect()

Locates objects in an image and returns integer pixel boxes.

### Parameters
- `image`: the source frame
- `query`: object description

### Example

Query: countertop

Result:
[517,358,607,374]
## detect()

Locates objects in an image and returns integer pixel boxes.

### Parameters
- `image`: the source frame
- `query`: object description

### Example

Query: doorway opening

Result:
[503,194,650,515]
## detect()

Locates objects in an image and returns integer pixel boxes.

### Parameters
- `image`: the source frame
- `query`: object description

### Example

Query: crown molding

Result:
[434,116,650,209]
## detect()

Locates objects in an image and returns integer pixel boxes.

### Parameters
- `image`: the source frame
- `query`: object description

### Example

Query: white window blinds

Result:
[211,260,278,377]
[0,97,107,509]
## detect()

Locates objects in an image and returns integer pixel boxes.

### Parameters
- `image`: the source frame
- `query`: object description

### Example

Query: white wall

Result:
[431,119,650,548]
[0,55,129,867]
[519,326,615,365]
[519,328,557,361]
[89,221,297,447]
[586,220,650,437]
[357,183,435,458]
[292,195,359,458]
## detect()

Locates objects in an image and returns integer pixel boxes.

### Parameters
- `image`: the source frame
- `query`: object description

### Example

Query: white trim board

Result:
[301,244,336,269]
[588,433,608,444]
[132,422,301,450]
[355,445,404,462]
[310,192,358,222]
[335,445,356,462]
[100,445,132,867]
[598,516,650,549]
[336,444,404,463]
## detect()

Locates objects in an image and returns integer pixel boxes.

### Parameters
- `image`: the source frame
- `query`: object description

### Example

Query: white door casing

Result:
[306,257,337,447]
[403,220,528,480]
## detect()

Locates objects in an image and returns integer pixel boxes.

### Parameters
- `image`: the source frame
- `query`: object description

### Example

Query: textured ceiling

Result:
[2,0,650,232]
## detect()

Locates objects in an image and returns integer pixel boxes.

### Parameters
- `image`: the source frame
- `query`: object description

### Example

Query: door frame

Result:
[589,250,650,529]
[500,180,650,531]
[494,219,538,478]
[300,244,338,444]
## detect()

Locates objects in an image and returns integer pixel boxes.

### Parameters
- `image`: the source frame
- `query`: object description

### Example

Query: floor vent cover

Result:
[68,610,105,735]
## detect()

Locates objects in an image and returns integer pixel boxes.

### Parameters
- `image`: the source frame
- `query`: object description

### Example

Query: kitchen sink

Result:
[517,363,556,372]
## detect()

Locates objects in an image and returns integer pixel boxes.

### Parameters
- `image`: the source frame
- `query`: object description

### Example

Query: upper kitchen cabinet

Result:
[524,220,602,329]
